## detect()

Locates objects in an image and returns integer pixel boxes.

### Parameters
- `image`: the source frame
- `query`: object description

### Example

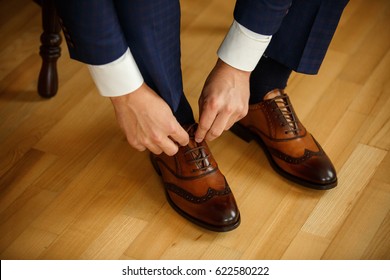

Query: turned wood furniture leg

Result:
[37,0,62,98]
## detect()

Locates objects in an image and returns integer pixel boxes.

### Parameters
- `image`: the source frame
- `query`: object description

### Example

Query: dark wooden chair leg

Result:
[36,0,62,98]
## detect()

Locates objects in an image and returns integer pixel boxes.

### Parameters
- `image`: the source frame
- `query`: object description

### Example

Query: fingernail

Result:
[195,138,202,143]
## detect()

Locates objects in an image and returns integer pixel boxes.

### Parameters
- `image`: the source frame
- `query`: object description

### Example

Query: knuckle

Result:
[150,133,163,144]
[198,123,208,132]
[237,106,248,119]
[166,122,177,134]
[132,143,146,152]
[137,146,147,152]
[139,137,152,149]
[224,105,234,115]
[127,137,139,147]
[205,98,220,111]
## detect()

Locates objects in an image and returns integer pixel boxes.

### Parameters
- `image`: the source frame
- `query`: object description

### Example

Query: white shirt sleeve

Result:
[88,20,270,97]
[217,20,272,72]
[87,48,144,97]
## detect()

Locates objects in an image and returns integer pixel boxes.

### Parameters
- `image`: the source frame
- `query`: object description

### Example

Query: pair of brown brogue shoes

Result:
[150,89,337,232]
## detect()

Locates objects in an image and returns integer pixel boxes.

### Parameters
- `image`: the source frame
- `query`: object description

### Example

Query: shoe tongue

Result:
[265,89,300,135]
[264,89,283,100]
[182,124,211,170]
[182,123,199,149]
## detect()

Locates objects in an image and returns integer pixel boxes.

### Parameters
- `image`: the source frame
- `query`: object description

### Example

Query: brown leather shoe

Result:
[150,124,240,232]
[231,89,337,190]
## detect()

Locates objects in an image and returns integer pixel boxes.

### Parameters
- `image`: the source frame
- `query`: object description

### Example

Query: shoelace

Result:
[184,145,211,172]
[273,96,301,135]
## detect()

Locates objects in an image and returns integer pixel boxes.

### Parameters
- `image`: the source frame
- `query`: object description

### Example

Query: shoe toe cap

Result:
[168,190,241,231]
[209,197,240,226]
[298,156,338,187]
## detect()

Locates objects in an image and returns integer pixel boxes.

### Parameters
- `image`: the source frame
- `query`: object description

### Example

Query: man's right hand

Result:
[110,83,189,156]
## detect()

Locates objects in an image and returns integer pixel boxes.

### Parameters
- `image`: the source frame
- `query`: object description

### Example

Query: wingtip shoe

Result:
[151,124,240,232]
[231,89,337,190]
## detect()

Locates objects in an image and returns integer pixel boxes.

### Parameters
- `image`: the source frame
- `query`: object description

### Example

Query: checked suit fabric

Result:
[54,0,348,111]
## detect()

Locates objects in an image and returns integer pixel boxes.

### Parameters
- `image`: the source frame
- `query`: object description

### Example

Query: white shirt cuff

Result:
[87,48,144,97]
[217,20,272,72]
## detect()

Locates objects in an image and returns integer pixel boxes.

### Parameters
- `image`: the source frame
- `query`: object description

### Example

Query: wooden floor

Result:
[0,0,389,260]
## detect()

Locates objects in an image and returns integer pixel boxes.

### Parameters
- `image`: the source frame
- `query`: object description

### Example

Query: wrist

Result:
[110,83,145,106]
[215,59,251,80]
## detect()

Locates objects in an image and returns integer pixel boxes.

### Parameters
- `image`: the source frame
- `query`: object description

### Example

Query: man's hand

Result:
[195,59,250,143]
[110,83,189,155]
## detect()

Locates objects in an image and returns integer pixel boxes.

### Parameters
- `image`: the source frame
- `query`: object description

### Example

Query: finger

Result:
[158,138,180,156]
[195,107,218,143]
[225,119,236,131]
[125,134,147,152]
[143,132,178,155]
[226,112,243,131]
[205,112,230,142]
[169,123,190,147]
[144,143,163,155]
[131,143,147,152]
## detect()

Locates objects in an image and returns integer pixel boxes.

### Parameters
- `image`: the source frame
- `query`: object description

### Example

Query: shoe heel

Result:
[230,123,254,143]
[149,153,162,176]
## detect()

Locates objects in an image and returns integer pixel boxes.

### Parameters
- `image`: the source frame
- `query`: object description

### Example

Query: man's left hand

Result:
[195,59,250,143]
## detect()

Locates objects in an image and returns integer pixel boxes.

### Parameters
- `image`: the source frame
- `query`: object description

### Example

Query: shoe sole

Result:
[150,153,241,232]
[230,123,337,190]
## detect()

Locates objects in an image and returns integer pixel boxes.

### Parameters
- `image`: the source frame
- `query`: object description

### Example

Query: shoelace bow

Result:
[273,96,301,135]
[184,144,211,172]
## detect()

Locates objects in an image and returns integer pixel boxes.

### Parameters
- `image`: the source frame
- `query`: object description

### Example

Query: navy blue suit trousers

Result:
[55,0,186,114]
[54,0,348,115]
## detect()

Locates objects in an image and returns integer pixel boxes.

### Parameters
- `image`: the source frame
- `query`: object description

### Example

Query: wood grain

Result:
[0,0,389,260]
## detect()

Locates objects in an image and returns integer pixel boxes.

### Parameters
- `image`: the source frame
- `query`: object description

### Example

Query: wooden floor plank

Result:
[0,226,58,260]
[301,144,386,238]
[0,148,57,213]
[361,211,390,260]
[322,179,390,259]
[80,215,147,260]
[240,189,323,259]
[0,0,389,260]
